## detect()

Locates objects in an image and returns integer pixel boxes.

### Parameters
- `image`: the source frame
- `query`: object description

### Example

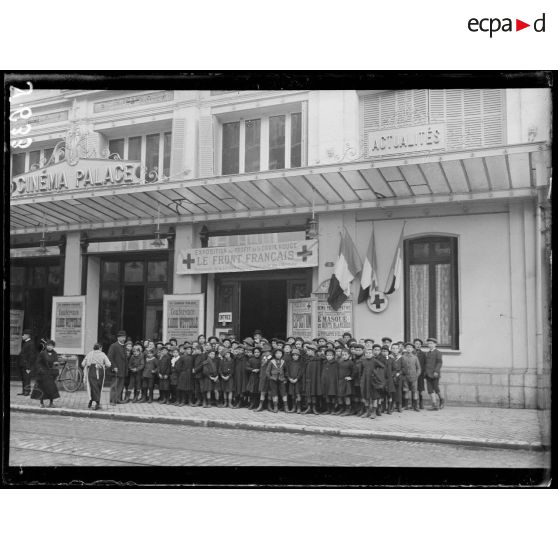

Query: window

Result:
[404,236,459,349]
[11,145,60,177]
[106,131,172,181]
[220,111,303,175]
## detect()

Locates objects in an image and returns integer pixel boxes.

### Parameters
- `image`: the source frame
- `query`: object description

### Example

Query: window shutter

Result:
[413,90,428,123]
[198,115,215,178]
[170,118,186,178]
[428,90,445,122]
[481,89,504,146]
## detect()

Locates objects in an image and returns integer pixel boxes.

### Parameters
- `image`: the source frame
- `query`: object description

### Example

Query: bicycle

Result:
[38,338,84,392]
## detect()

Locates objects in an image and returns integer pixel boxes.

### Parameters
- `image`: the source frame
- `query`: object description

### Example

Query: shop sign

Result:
[368,123,446,156]
[218,312,232,324]
[163,294,205,344]
[51,296,86,354]
[287,298,318,339]
[10,309,24,355]
[10,158,141,198]
[177,239,318,275]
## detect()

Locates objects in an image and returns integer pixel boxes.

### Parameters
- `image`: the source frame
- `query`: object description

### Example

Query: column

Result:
[63,231,82,296]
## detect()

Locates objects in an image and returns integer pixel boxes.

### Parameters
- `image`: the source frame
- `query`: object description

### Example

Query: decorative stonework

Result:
[93,91,174,113]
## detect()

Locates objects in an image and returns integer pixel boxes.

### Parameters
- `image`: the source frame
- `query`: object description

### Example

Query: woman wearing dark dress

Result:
[31,339,60,407]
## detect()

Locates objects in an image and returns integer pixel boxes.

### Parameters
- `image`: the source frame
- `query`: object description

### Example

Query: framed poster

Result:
[51,296,86,354]
[316,293,353,341]
[10,309,24,355]
[287,297,317,339]
[162,294,205,344]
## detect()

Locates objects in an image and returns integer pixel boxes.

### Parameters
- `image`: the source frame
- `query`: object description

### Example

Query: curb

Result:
[10,405,545,452]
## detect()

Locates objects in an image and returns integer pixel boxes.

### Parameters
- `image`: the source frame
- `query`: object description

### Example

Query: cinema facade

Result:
[9,88,551,409]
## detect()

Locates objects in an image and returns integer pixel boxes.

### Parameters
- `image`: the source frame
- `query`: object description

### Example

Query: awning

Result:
[10,142,549,235]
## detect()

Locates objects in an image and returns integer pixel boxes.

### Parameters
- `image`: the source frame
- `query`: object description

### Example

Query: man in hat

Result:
[424,338,444,410]
[108,330,129,404]
[18,329,36,396]
[413,338,427,409]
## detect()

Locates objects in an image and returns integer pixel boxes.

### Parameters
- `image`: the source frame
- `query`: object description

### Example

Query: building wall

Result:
[315,200,540,408]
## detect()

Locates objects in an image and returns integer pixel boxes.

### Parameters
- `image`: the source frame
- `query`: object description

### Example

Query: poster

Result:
[51,296,86,354]
[287,297,317,339]
[316,294,353,341]
[10,309,24,355]
[177,239,318,275]
[162,294,205,344]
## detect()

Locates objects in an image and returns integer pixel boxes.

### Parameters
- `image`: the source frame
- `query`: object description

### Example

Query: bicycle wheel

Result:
[61,366,79,392]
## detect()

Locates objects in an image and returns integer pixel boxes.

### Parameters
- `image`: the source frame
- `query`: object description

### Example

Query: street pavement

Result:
[9,412,550,468]
[9,382,547,451]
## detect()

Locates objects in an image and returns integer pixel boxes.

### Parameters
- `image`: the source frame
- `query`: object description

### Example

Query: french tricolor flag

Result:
[384,223,406,295]
[327,229,362,311]
[358,226,379,304]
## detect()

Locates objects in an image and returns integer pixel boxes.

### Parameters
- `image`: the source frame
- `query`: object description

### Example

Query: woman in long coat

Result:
[30,339,60,407]
[81,343,111,410]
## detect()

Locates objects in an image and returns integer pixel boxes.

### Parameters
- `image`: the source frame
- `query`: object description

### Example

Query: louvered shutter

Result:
[198,115,215,177]
[170,118,186,178]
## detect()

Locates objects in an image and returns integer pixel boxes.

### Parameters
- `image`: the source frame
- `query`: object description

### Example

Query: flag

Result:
[358,226,379,303]
[384,223,405,295]
[327,229,362,310]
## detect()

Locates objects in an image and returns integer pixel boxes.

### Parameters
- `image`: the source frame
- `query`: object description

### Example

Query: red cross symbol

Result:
[297,245,313,262]
[182,253,195,269]
[371,293,385,309]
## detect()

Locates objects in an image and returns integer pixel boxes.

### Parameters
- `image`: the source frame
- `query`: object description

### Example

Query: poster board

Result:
[162,294,205,344]
[287,297,318,339]
[51,296,86,354]
[10,309,24,355]
[316,294,353,341]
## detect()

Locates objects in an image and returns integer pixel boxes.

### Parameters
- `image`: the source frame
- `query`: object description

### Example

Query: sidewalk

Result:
[9,382,546,451]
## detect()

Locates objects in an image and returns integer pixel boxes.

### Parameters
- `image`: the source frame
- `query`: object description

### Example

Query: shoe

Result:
[17,392,26,396]
[88,400,92,409]
[413,401,420,412]
[48,403,55,408]
[369,414,376,419]
[376,407,382,417]
[439,398,445,409]
[310,405,320,415]
[301,406,311,414]
[40,403,45,408]
[95,405,102,411]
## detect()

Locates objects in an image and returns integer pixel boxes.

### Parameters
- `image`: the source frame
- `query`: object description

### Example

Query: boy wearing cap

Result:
[18,329,36,396]
[379,345,394,414]
[401,342,421,411]
[247,346,262,409]
[336,348,354,415]
[358,347,385,418]
[233,344,249,408]
[351,343,364,415]
[390,344,404,412]
[220,348,235,407]
[321,348,339,414]
[301,344,322,414]
[266,348,287,413]
[255,344,273,412]
[286,348,304,412]
[425,338,444,410]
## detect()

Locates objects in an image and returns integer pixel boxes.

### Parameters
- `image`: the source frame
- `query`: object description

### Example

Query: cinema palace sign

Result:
[10,158,141,198]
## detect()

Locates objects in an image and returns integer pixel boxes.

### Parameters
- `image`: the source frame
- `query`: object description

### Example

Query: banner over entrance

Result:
[177,239,318,275]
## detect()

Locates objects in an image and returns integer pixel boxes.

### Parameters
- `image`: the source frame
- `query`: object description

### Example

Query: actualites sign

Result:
[10,158,141,197]
[177,240,318,275]
[368,124,445,156]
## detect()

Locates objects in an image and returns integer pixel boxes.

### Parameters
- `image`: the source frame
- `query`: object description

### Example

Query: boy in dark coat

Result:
[301,345,321,415]
[286,348,304,413]
[128,344,145,402]
[390,344,404,412]
[141,348,158,403]
[358,347,386,418]
[401,342,421,411]
[321,348,339,414]
[220,348,235,408]
[336,348,354,415]
[379,345,394,414]
[157,346,172,404]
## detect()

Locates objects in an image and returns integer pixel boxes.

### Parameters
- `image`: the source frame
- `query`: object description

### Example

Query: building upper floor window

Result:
[404,236,459,349]
[221,111,302,175]
[108,131,172,180]
[11,145,61,178]
[361,89,504,154]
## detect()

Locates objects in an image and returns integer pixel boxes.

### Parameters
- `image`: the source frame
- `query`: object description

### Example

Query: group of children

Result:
[116,330,445,417]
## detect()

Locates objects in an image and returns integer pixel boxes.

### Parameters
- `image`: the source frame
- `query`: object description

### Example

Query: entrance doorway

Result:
[215,270,312,341]
[240,280,287,340]
[122,285,145,343]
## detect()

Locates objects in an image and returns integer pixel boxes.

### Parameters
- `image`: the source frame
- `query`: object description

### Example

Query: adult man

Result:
[401,342,421,411]
[413,338,427,409]
[108,330,129,404]
[18,329,36,396]
[424,337,444,410]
